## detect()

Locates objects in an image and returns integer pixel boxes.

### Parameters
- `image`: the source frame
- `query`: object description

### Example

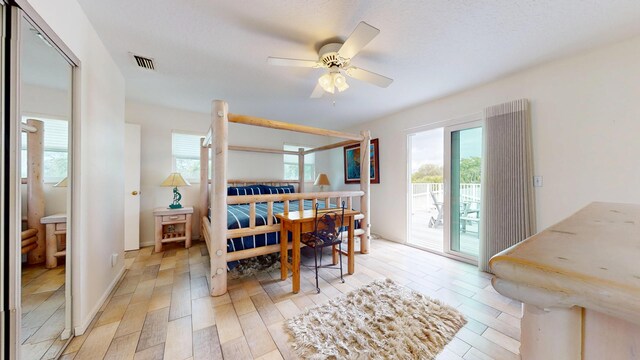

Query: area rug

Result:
[285,278,466,359]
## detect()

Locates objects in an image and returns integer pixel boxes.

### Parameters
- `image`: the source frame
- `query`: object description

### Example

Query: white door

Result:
[124,123,141,250]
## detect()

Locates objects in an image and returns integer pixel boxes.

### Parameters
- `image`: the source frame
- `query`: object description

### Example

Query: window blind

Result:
[20,118,69,182]
[21,118,69,151]
[172,132,202,159]
[283,144,315,181]
[283,144,315,164]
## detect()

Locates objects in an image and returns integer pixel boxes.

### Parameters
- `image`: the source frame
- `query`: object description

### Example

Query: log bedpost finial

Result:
[359,130,371,254]
[210,100,229,296]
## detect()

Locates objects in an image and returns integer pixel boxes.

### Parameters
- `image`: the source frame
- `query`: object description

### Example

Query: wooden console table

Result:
[153,206,193,252]
[277,208,359,294]
[490,202,640,359]
[40,213,67,269]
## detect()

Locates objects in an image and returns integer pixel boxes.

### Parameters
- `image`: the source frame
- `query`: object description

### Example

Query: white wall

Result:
[26,0,126,334]
[125,101,332,247]
[331,36,640,243]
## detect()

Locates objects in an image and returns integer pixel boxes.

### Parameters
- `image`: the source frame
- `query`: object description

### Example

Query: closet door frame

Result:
[5,2,81,357]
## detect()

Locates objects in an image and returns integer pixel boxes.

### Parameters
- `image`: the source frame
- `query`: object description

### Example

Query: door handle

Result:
[131,191,139,196]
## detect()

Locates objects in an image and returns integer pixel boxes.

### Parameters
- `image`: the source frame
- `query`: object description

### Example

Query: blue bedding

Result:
[225,199,325,269]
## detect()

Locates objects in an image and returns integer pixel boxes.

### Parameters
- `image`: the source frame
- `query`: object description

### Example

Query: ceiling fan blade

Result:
[310,82,324,98]
[338,22,380,60]
[345,67,393,88]
[267,57,320,68]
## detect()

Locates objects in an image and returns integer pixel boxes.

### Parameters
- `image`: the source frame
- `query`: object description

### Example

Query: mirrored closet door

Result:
[17,10,74,360]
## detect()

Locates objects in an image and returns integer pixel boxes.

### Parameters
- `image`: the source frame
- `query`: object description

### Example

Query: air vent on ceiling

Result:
[132,54,155,70]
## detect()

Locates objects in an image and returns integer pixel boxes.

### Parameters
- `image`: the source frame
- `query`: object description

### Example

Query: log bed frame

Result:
[199,100,371,296]
[21,119,46,263]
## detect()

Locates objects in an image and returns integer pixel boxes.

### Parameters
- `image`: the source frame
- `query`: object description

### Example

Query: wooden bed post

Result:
[27,119,45,264]
[199,137,208,224]
[359,130,371,254]
[210,100,229,296]
[298,147,305,194]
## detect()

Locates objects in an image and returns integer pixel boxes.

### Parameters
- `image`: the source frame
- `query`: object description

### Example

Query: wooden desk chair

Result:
[301,202,346,293]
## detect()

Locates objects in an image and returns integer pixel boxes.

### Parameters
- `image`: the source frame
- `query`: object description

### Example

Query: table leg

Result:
[45,223,57,269]
[292,224,301,294]
[185,214,192,248]
[280,223,288,280]
[348,216,355,275]
[154,217,163,253]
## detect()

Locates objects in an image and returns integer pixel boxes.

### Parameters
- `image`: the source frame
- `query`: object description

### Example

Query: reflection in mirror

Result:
[19,14,73,360]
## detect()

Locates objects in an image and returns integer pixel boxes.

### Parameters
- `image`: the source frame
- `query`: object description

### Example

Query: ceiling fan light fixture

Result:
[334,73,349,92]
[318,73,334,93]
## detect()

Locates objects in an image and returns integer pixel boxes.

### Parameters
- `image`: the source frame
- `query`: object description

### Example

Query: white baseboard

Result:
[139,240,155,248]
[74,265,126,335]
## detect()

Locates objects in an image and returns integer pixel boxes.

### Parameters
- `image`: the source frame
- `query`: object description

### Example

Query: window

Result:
[172,132,203,182]
[21,118,69,183]
[283,144,315,182]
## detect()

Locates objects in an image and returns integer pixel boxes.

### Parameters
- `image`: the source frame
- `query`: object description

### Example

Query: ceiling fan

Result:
[267,21,393,98]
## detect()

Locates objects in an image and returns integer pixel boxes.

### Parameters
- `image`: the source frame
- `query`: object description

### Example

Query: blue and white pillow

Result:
[260,185,295,194]
[227,185,263,196]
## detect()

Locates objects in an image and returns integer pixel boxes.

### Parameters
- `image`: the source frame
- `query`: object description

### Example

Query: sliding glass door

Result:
[407,128,444,252]
[445,124,482,259]
[408,119,482,262]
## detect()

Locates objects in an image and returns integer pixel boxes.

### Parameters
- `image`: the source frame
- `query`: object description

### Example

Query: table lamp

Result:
[161,172,191,209]
[314,173,330,192]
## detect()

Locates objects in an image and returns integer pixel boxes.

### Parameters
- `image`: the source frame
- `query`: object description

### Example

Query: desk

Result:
[153,206,193,252]
[40,214,67,269]
[277,209,359,294]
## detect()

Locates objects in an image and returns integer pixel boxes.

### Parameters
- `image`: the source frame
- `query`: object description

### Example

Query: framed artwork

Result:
[343,138,380,184]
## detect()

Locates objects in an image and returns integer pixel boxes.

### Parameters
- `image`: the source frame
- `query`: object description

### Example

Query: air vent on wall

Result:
[131,54,155,70]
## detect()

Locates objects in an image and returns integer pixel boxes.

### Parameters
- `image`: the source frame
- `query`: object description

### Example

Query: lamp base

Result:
[169,186,183,209]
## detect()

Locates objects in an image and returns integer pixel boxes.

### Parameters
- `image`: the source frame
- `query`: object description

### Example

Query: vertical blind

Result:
[480,99,536,273]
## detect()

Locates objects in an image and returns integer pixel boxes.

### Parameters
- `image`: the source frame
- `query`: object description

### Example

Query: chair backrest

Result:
[312,202,345,243]
[430,191,443,212]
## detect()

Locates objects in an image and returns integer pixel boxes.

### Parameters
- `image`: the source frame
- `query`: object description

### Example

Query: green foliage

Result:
[459,157,481,183]
[411,163,443,183]
[411,157,481,184]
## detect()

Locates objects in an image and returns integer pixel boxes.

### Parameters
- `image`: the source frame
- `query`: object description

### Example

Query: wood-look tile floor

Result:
[63,239,521,360]
[21,263,67,360]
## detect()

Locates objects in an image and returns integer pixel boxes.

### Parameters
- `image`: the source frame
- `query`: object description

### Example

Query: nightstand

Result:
[153,206,193,252]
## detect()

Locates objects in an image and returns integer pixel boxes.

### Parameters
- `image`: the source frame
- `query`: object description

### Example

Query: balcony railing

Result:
[411,182,481,212]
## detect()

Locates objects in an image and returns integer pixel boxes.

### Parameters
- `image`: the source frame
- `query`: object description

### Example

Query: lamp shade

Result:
[314,173,331,187]
[161,172,191,187]
[54,177,68,187]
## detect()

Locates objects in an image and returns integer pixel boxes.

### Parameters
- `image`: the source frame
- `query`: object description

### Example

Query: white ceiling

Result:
[77,0,640,129]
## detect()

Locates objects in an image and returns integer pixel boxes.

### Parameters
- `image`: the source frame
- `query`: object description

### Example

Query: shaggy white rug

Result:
[285,278,466,359]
